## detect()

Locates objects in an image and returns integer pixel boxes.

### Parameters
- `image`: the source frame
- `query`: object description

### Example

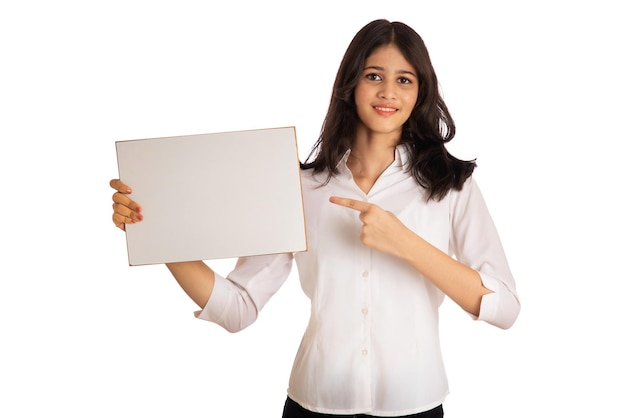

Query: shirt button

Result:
[362,349,368,356]
[362,308,369,315]
[362,271,369,279]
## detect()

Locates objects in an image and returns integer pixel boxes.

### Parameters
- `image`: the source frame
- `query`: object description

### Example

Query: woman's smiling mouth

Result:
[373,105,398,116]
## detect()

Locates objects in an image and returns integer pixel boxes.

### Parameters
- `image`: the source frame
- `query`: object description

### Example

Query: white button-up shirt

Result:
[197,145,520,416]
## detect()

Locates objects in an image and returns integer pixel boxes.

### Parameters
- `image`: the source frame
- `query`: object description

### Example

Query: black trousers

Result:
[282,397,444,418]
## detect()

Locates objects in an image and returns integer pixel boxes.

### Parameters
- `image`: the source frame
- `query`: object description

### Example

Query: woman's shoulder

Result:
[446,174,492,215]
[446,174,476,198]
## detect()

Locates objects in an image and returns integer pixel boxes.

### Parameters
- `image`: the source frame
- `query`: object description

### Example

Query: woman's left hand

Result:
[329,196,412,258]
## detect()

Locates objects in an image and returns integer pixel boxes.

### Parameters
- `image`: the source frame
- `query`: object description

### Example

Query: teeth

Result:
[375,106,396,112]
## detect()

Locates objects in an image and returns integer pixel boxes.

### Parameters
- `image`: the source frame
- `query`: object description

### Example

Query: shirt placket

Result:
[359,234,373,407]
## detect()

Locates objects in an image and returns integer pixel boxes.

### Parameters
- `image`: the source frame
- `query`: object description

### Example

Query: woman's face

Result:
[354,44,419,140]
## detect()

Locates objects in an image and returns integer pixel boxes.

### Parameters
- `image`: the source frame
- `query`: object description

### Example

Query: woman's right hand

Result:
[110,179,143,231]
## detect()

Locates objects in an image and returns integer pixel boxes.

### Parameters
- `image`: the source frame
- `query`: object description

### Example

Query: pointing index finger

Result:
[329,196,371,212]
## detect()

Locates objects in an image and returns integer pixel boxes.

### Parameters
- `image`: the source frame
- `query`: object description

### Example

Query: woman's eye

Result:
[365,73,382,81]
[398,77,412,84]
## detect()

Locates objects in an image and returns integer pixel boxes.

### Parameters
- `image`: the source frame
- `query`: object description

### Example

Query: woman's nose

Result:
[377,79,397,100]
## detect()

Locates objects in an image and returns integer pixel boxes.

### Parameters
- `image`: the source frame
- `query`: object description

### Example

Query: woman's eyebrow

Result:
[363,65,417,78]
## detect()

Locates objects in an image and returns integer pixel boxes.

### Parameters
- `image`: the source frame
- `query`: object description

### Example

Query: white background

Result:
[1,1,624,416]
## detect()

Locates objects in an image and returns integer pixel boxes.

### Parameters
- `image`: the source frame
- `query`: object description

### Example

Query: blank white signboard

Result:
[115,127,307,266]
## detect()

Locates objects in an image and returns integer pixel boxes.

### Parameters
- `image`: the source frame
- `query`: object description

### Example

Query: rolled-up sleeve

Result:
[194,253,294,333]
[449,177,520,329]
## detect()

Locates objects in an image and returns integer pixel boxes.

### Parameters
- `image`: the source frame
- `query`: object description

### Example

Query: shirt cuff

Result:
[194,271,231,322]
[473,272,520,330]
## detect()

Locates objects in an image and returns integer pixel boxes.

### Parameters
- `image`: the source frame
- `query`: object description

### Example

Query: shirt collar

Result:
[336,144,411,177]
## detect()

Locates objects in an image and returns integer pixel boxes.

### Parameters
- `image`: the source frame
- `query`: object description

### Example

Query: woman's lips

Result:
[373,105,398,116]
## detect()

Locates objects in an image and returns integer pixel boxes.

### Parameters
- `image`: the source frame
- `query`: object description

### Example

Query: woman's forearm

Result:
[166,261,215,308]
[398,233,491,316]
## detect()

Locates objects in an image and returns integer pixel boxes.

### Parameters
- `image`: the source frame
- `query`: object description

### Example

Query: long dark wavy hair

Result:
[301,19,476,201]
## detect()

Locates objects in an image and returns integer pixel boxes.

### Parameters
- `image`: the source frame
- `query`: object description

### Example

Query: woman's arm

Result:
[329,196,489,316]
[110,179,293,332]
[447,178,520,329]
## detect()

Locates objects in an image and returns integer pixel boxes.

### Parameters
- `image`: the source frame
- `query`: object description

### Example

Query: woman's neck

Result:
[347,126,399,194]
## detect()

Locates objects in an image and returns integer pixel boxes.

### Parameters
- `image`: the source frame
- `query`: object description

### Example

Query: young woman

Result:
[111,19,520,418]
